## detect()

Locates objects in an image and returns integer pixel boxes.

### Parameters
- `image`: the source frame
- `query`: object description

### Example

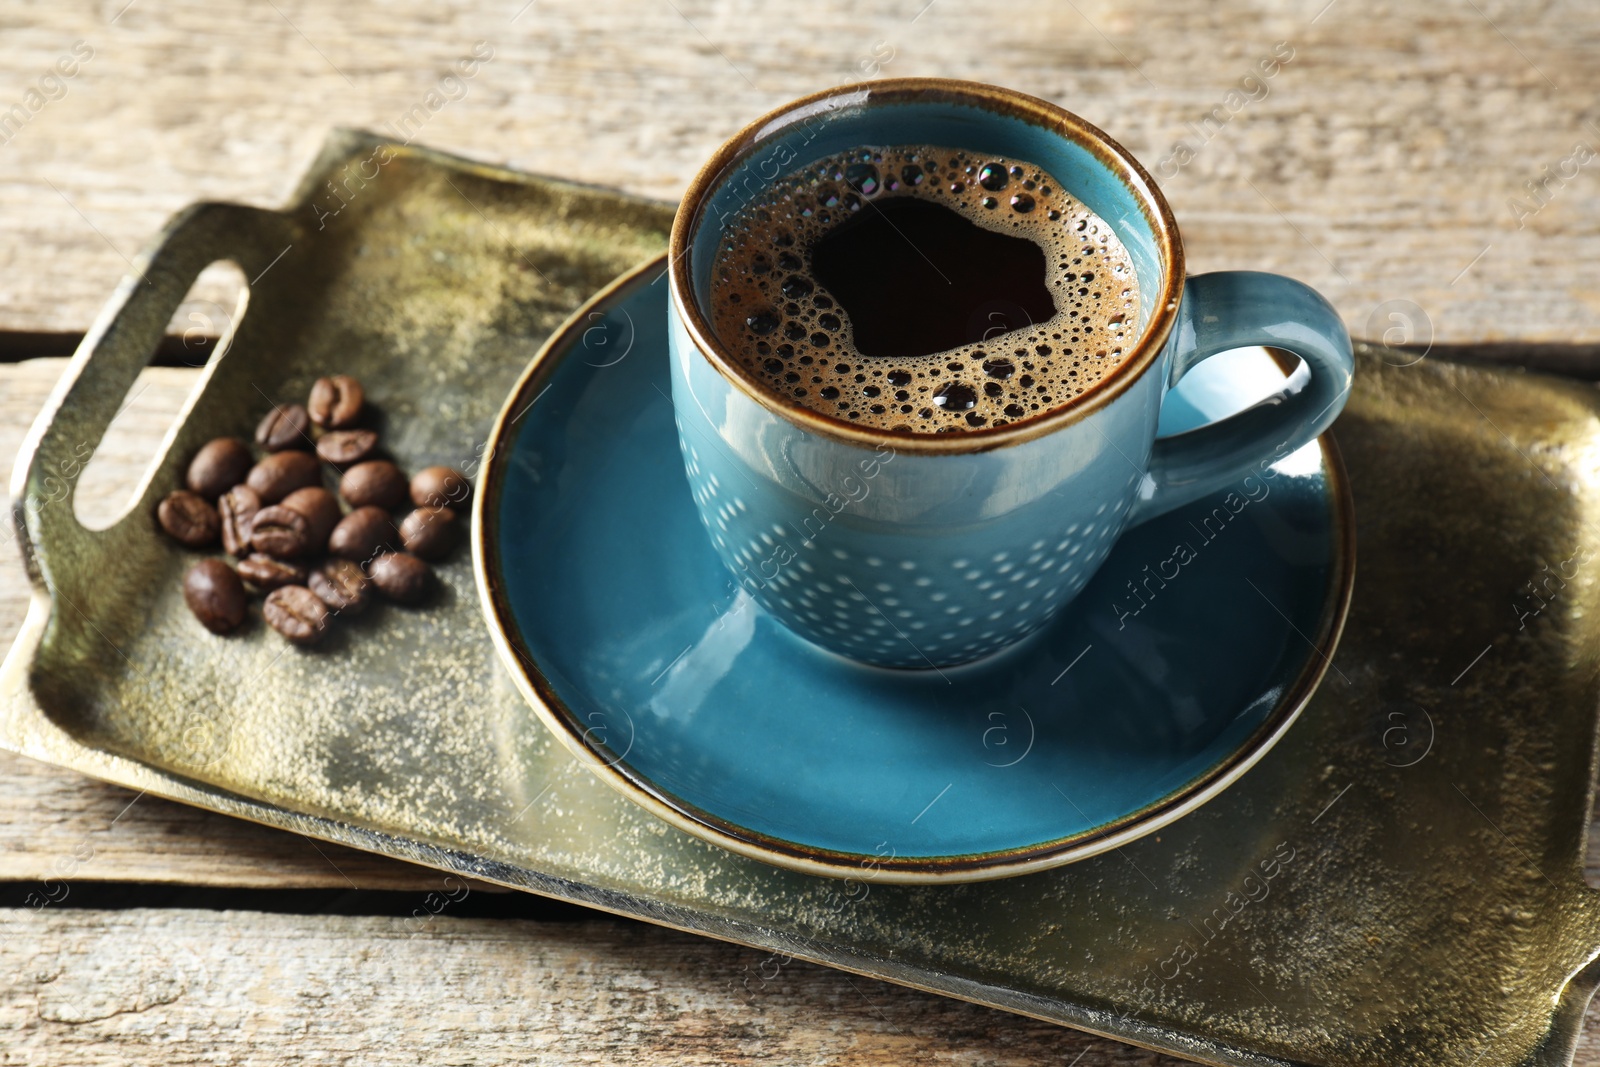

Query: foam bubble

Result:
[708,145,1142,432]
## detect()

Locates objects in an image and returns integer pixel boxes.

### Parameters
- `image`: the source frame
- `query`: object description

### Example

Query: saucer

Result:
[475,255,1355,883]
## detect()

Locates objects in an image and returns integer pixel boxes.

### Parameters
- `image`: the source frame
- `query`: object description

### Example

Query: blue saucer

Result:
[475,256,1354,883]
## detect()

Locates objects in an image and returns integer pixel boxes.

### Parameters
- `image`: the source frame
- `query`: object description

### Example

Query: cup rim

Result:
[668,77,1185,455]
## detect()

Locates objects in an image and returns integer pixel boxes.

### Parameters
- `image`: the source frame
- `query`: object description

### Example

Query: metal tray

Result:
[6,130,1600,1067]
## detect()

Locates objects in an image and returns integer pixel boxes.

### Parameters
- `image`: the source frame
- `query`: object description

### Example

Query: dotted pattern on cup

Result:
[684,439,1134,667]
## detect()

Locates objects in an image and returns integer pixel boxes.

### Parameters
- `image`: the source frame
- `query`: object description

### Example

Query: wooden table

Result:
[2,1,1599,1062]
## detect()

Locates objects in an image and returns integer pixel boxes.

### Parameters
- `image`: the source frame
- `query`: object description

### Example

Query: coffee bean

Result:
[246,450,321,504]
[410,466,470,509]
[308,375,364,429]
[249,505,313,558]
[399,506,458,561]
[368,551,431,604]
[255,403,311,452]
[315,429,379,466]
[340,460,408,509]
[218,484,261,556]
[185,437,252,500]
[263,585,330,645]
[157,490,220,548]
[328,506,396,561]
[279,486,342,548]
[310,558,371,616]
[237,553,307,591]
[183,558,246,634]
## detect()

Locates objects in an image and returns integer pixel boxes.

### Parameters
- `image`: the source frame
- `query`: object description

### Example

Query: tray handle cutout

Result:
[8,202,294,584]
[72,259,250,531]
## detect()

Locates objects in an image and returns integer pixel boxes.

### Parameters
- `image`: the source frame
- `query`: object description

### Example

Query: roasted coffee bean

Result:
[340,459,408,509]
[328,506,395,561]
[157,490,220,548]
[185,437,252,500]
[237,553,307,591]
[315,428,379,466]
[280,486,342,547]
[254,403,311,452]
[410,465,470,508]
[218,484,261,556]
[249,505,313,558]
[263,585,330,645]
[310,558,371,615]
[368,551,431,604]
[245,450,321,504]
[399,506,458,561]
[183,558,246,634]
[308,375,364,429]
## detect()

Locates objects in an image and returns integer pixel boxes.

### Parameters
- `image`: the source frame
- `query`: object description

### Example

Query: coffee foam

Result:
[708,145,1142,433]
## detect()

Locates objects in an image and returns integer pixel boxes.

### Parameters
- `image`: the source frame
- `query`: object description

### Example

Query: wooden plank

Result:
[1,906,1598,1066]
[0,2,1596,344]
[0,908,1181,1064]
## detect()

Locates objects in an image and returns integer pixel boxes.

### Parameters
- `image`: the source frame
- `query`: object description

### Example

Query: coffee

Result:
[308,374,364,429]
[161,372,455,643]
[158,490,220,548]
[329,506,396,560]
[246,450,321,503]
[264,584,330,645]
[255,402,311,452]
[310,558,371,615]
[218,484,260,556]
[410,465,471,509]
[708,145,1141,432]
[186,437,252,500]
[183,559,247,635]
[238,553,307,591]
[316,428,379,465]
[400,505,459,560]
[340,459,408,509]
[369,551,431,604]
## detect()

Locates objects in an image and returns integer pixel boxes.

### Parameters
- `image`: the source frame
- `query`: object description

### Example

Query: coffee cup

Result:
[667,78,1353,669]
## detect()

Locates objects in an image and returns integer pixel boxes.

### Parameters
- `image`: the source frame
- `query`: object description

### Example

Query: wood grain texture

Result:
[0,909,1184,1066]
[1,906,1599,1067]
[0,1,1597,345]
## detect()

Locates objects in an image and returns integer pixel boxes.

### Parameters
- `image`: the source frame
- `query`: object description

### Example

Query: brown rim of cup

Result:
[668,77,1186,456]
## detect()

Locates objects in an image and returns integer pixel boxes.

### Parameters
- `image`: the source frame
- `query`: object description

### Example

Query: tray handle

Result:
[8,201,294,582]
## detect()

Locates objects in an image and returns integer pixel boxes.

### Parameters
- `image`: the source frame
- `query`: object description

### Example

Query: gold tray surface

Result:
[6,130,1600,1067]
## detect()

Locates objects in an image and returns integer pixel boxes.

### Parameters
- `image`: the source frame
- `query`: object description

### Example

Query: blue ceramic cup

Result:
[667,79,1353,669]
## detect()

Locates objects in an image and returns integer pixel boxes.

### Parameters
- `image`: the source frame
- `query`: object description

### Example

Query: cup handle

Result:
[1126,270,1354,525]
